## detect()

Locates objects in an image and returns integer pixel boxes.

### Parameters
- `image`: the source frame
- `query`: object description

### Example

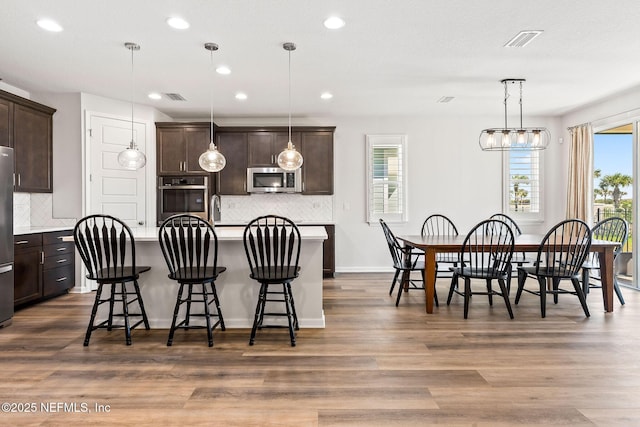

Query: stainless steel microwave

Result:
[247,167,302,193]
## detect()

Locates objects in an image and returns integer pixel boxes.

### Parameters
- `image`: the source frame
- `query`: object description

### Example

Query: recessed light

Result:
[324,16,345,29]
[148,93,162,100]
[36,18,63,32]
[235,93,248,100]
[320,92,333,100]
[166,17,190,30]
[216,66,231,75]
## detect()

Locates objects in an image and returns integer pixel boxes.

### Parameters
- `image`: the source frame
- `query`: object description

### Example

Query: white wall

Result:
[218,114,566,272]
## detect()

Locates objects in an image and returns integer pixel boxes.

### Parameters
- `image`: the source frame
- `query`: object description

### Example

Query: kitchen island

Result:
[67,226,328,329]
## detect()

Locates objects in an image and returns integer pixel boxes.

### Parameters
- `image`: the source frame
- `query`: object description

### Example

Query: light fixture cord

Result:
[519,81,523,128]
[210,47,214,145]
[130,45,135,149]
[503,80,509,129]
[288,47,292,144]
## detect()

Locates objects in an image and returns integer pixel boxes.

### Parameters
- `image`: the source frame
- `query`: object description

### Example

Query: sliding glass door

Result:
[593,123,636,289]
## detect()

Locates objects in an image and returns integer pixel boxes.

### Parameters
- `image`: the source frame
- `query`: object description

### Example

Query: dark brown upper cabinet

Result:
[247,131,300,167]
[0,97,13,147]
[216,131,248,195]
[156,122,211,175]
[0,90,56,193]
[300,130,334,195]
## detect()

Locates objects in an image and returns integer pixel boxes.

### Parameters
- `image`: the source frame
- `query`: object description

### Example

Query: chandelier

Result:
[479,79,550,151]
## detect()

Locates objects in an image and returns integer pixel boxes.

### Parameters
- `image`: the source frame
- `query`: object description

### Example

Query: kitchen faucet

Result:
[210,194,221,227]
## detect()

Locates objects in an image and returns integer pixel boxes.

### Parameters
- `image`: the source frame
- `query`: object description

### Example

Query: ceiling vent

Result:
[164,93,187,101]
[504,30,543,48]
[437,96,455,103]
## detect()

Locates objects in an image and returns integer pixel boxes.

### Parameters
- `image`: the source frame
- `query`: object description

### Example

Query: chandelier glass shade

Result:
[198,42,227,172]
[277,42,304,171]
[479,79,550,151]
[117,42,147,170]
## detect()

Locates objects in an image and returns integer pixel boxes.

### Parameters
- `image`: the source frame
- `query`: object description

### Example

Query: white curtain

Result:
[566,124,593,222]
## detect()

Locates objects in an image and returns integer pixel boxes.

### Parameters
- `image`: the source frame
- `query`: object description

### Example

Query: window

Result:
[503,150,543,221]
[366,134,407,223]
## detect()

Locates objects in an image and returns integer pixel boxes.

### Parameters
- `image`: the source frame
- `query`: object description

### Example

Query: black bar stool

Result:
[158,214,226,347]
[73,214,150,346]
[243,215,301,346]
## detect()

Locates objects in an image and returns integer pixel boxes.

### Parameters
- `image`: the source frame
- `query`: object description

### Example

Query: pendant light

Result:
[198,42,226,172]
[277,42,303,171]
[117,42,147,170]
[478,79,550,151]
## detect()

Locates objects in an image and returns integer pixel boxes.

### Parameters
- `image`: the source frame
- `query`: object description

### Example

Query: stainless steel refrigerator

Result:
[0,146,14,327]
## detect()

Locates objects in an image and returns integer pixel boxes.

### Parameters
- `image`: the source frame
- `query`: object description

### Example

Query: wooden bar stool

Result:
[73,214,150,346]
[158,214,226,347]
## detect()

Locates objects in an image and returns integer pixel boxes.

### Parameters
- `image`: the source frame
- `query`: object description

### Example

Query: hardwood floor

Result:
[1,273,640,426]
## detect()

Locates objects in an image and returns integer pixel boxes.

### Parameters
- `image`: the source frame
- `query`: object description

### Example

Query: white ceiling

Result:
[3,0,640,120]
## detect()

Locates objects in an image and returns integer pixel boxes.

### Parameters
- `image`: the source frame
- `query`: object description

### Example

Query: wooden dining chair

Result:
[447,219,515,319]
[582,217,628,306]
[515,219,592,318]
[420,214,459,299]
[380,219,433,307]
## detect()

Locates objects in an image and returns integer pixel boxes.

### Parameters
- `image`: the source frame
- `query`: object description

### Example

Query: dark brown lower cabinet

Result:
[14,230,75,307]
[13,234,43,306]
[322,225,335,277]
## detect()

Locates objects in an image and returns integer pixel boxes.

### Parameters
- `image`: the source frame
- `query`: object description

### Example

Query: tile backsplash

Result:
[221,194,333,223]
[13,193,31,228]
[13,193,77,229]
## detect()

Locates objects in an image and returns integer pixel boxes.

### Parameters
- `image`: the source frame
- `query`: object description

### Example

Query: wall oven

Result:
[247,167,302,193]
[157,176,209,225]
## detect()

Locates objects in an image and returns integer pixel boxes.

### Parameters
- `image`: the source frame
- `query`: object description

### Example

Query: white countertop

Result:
[14,226,74,235]
[62,226,327,242]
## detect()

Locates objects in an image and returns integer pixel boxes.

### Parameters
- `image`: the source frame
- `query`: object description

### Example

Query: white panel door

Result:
[89,113,147,227]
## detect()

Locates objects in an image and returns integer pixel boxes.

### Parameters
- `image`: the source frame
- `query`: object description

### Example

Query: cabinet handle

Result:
[17,173,21,187]
[56,277,68,282]
[15,240,29,245]
[41,252,45,265]
[56,259,67,263]
[56,247,66,252]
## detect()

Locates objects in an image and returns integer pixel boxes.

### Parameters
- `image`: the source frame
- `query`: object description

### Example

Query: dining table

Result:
[398,233,620,314]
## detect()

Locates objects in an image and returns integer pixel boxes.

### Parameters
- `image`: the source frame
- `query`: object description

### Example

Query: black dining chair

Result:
[73,214,150,346]
[515,219,592,318]
[419,214,459,296]
[446,219,515,319]
[380,219,432,307]
[243,215,301,346]
[158,214,226,347]
[582,216,628,306]
[489,213,530,270]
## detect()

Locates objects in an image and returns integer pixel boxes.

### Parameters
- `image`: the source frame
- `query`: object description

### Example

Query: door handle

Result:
[0,265,12,274]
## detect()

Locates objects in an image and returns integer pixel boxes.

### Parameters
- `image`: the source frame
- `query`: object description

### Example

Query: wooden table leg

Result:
[598,247,614,313]
[425,248,436,313]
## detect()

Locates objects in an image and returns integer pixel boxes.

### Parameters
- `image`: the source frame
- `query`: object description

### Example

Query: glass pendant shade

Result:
[117,42,147,169]
[278,42,303,171]
[199,141,226,172]
[479,79,550,151]
[118,140,147,170]
[199,42,226,172]
[277,141,304,171]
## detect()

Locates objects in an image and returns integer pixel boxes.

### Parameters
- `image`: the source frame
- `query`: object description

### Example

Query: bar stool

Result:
[73,214,150,346]
[158,214,226,347]
[243,215,301,346]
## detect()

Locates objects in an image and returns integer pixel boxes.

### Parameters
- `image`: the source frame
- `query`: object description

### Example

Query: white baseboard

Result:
[335,267,394,274]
